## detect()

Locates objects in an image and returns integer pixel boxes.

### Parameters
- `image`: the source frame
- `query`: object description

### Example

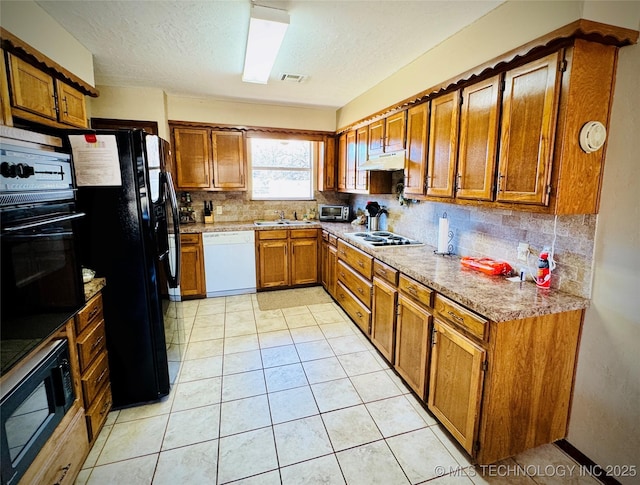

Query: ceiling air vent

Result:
[279,73,307,83]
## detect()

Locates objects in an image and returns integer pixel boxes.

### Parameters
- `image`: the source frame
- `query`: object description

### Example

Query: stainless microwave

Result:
[319,205,349,222]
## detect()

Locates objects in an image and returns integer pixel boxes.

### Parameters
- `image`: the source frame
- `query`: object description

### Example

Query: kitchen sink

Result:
[254,220,316,226]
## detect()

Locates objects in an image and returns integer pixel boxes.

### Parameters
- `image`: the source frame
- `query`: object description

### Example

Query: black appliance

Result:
[0,138,85,375]
[1,339,75,485]
[71,129,180,408]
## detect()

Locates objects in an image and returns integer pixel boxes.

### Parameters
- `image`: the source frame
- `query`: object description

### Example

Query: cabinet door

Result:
[8,54,57,120]
[173,128,212,189]
[371,277,398,363]
[258,240,289,289]
[337,133,348,191]
[180,234,205,297]
[428,319,486,455]
[395,294,431,399]
[318,136,336,191]
[457,75,501,201]
[385,111,406,152]
[368,119,385,156]
[427,91,459,198]
[496,52,561,205]
[404,103,428,197]
[327,244,337,298]
[212,131,246,190]
[321,239,330,289]
[0,51,12,125]
[355,126,369,191]
[290,238,318,286]
[56,80,87,128]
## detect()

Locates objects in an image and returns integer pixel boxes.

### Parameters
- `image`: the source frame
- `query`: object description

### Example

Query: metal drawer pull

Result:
[357,287,364,294]
[356,311,363,318]
[377,269,387,276]
[407,286,417,294]
[357,261,364,268]
[95,368,108,385]
[447,311,465,323]
[100,400,111,415]
[91,335,104,351]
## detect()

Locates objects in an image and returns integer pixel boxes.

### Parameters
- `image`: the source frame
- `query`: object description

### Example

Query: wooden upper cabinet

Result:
[173,127,212,189]
[355,126,369,191]
[385,111,406,152]
[367,119,385,156]
[318,136,337,191]
[56,80,87,128]
[9,54,57,120]
[404,102,429,197]
[427,90,459,198]
[212,130,246,190]
[457,75,502,201]
[496,51,561,205]
[337,133,348,191]
[7,53,88,128]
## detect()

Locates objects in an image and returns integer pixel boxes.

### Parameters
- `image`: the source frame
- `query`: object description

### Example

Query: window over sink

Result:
[249,138,316,200]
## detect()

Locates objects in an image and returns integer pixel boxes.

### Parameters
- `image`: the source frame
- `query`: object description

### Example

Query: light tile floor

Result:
[75,289,599,485]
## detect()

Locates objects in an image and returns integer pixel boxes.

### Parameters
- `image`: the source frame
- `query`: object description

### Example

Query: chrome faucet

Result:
[275,210,285,221]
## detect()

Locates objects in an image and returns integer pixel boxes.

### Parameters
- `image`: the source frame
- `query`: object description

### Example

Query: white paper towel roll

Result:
[437,217,449,253]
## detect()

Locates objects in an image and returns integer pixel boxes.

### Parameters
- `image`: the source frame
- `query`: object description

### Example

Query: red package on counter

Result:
[460,257,513,276]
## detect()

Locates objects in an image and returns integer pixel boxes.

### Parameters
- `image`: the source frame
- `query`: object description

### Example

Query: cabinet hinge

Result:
[474,441,481,453]
[546,184,552,195]
[370,286,374,298]
[459,94,464,106]
[560,59,568,72]
[500,78,506,93]
[482,360,488,372]
[431,327,437,346]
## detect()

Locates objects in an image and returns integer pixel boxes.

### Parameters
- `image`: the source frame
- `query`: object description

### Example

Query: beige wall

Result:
[0,0,95,86]
[567,42,640,483]
[167,95,336,132]
[336,0,640,129]
[89,86,170,140]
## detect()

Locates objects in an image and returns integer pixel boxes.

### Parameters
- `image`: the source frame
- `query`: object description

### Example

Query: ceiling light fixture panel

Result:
[242,4,289,84]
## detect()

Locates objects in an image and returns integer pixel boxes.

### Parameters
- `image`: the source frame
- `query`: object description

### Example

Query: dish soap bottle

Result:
[536,250,551,288]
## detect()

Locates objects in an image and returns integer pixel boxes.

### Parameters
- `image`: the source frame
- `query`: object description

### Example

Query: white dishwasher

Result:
[203,231,257,297]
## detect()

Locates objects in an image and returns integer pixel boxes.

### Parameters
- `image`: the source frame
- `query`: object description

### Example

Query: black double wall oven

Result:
[0,137,84,485]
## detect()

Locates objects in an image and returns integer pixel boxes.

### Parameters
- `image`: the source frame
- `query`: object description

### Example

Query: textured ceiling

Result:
[37,0,504,109]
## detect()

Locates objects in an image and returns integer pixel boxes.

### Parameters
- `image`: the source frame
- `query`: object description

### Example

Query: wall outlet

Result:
[517,242,530,262]
[216,206,223,215]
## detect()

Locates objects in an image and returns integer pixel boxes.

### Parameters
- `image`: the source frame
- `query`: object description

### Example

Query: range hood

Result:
[360,150,405,171]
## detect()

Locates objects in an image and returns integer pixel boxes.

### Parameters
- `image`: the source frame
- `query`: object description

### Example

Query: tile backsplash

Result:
[181,190,349,224]
[351,194,596,299]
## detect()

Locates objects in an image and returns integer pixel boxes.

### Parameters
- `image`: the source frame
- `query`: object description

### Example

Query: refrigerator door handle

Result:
[164,171,181,288]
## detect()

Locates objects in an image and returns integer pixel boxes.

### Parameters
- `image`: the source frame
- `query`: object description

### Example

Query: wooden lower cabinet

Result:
[180,233,206,298]
[73,292,112,443]
[371,276,397,363]
[257,229,319,290]
[395,293,432,399]
[428,319,486,455]
[18,403,89,485]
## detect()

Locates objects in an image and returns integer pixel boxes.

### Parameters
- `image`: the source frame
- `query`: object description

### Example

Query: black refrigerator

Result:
[70,129,181,408]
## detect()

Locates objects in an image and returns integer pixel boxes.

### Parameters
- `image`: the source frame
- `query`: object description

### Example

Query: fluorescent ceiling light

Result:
[242,5,289,84]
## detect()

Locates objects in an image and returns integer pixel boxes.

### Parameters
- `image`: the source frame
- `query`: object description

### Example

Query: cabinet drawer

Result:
[75,292,103,335]
[322,230,329,242]
[77,319,107,372]
[373,260,398,286]
[86,384,113,442]
[399,274,433,307]
[180,233,200,244]
[290,228,318,239]
[328,234,338,246]
[336,281,371,335]
[337,240,373,279]
[81,351,110,408]
[257,229,288,240]
[337,260,372,308]
[433,294,488,340]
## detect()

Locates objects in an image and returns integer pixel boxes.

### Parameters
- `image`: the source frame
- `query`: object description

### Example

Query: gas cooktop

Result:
[343,231,423,248]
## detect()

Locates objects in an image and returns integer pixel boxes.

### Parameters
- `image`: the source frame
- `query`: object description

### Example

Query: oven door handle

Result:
[3,212,86,232]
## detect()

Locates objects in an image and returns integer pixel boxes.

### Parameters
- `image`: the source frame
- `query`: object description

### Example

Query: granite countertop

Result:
[177,221,590,322]
[84,277,106,302]
[179,221,322,233]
